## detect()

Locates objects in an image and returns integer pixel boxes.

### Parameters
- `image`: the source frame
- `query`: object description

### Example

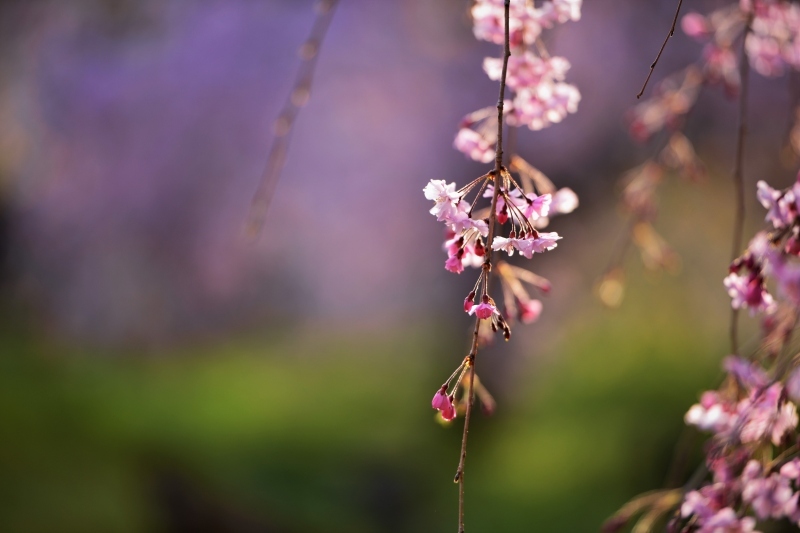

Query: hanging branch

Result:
[455,2,510,531]
[637,0,684,99]
[245,0,339,238]
[729,14,753,355]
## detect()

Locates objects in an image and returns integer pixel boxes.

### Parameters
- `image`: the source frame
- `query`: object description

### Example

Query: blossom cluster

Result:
[665,175,800,532]
[629,0,800,144]
[674,356,800,533]
[425,163,578,421]
[454,0,582,164]
[683,0,800,80]
[724,175,800,316]
[605,170,800,532]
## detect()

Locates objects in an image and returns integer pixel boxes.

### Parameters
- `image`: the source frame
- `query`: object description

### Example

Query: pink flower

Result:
[432,386,456,421]
[741,460,796,520]
[469,301,498,319]
[550,187,579,215]
[510,83,581,131]
[699,508,758,533]
[484,53,571,92]
[756,180,796,229]
[454,128,495,163]
[518,299,543,324]
[723,272,775,315]
[767,250,800,306]
[445,254,465,274]
[471,0,542,47]
[738,384,798,445]
[424,180,461,222]
[491,236,518,256]
[492,232,561,258]
[685,391,737,435]
[529,232,562,254]
[682,12,711,39]
[524,193,552,220]
[723,356,768,389]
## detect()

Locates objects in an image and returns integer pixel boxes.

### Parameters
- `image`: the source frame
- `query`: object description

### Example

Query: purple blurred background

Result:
[5,0,779,345]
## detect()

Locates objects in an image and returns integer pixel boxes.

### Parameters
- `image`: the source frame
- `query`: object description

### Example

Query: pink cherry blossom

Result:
[524,193,552,220]
[471,0,541,47]
[682,12,711,39]
[424,180,461,222]
[756,179,797,229]
[550,187,579,215]
[685,391,737,435]
[454,127,495,163]
[510,82,581,131]
[490,236,517,256]
[723,272,775,315]
[518,299,542,324]
[741,460,796,520]
[698,508,758,533]
[445,254,465,274]
[529,232,562,254]
[738,383,798,445]
[469,301,498,320]
[723,356,769,389]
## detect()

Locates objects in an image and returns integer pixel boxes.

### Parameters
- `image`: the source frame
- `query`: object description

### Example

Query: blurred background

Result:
[0,0,797,531]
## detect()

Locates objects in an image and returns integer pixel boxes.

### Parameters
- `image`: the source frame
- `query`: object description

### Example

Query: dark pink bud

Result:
[786,235,800,256]
[464,296,474,313]
[432,387,456,421]
[498,205,509,224]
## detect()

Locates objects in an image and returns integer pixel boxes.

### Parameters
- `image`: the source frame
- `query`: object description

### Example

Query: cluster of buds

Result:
[454,0,582,164]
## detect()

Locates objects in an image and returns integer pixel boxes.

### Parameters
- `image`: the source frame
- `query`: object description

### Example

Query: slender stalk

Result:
[456,2,510,531]
[245,0,339,238]
[730,15,753,355]
[637,0,684,99]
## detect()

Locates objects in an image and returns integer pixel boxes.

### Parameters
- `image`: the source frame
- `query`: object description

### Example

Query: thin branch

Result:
[730,15,753,355]
[245,0,339,238]
[456,2,510,531]
[637,0,684,99]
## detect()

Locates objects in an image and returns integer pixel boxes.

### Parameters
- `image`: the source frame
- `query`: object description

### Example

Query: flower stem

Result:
[456,1,510,531]
[730,14,752,355]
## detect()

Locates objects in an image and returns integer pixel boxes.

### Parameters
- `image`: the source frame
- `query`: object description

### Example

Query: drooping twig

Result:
[730,15,753,355]
[245,0,339,238]
[455,2,510,531]
[636,0,684,99]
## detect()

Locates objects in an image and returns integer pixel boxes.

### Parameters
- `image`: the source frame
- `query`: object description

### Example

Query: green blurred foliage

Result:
[0,171,780,532]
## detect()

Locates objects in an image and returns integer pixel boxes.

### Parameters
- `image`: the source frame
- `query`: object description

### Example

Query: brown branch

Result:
[637,0,684,99]
[456,2,510,532]
[730,15,753,355]
[245,0,339,238]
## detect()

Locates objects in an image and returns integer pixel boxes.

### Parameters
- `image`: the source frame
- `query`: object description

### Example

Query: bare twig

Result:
[730,15,753,355]
[245,0,339,238]
[455,2,510,531]
[637,0,684,99]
